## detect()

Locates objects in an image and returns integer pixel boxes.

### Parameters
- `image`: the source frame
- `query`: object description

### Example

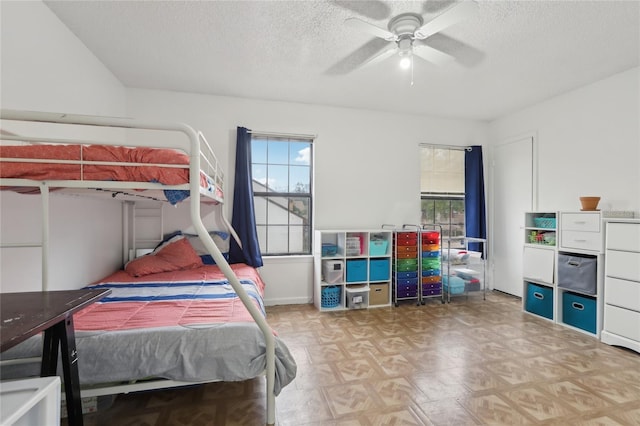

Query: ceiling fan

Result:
[344,1,478,70]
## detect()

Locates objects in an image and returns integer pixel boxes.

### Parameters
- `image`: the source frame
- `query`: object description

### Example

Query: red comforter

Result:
[0,144,189,184]
[75,263,266,331]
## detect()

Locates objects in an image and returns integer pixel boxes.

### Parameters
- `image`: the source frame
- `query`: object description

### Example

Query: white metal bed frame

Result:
[0,109,279,426]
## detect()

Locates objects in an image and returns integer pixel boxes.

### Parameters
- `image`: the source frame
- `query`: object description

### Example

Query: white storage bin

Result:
[345,285,369,309]
[322,260,344,284]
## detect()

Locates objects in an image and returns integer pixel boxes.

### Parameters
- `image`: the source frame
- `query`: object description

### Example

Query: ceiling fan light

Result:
[399,56,412,69]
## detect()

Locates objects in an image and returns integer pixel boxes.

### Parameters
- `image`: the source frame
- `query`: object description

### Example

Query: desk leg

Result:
[41,316,84,426]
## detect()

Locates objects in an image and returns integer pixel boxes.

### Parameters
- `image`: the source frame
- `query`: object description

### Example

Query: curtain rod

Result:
[420,143,472,151]
[249,130,316,140]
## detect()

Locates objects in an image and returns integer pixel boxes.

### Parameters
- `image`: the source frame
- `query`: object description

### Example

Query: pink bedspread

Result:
[0,144,223,201]
[1,144,190,184]
[74,263,266,332]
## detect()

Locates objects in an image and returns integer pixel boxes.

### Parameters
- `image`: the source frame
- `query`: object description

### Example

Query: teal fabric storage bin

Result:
[369,259,390,281]
[563,292,596,334]
[443,275,465,295]
[346,259,367,282]
[525,282,553,320]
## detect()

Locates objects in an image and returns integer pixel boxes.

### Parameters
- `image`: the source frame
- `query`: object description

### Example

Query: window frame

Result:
[250,134,314,256]
[420,145,466,250]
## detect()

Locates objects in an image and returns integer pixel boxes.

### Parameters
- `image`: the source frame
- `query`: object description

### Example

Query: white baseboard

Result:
[264,296,312,307]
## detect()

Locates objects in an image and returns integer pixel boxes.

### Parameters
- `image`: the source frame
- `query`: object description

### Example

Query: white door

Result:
[491,137,534,296]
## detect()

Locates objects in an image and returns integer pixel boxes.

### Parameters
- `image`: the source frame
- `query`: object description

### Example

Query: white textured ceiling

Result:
[44,0,639,121]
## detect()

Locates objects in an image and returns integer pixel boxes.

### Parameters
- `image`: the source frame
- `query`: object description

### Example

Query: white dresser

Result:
[601,219,640,353]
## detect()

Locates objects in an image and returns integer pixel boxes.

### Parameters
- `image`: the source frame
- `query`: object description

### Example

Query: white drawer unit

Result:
[561,212,601,232]
[605,251,640,282]
[560,230,603,252]
[601,219,640,353]
[603,305,640,342]
[559,212,603,252]
[604,277,640,311]
[606,222,640,251]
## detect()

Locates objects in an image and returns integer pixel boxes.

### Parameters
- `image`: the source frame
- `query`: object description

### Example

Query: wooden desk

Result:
[1,289,110,426]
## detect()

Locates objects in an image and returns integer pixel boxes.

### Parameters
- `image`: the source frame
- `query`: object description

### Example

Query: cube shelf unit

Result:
[0,377,61,426]
[313,229,393,311]
[523,212,558,322]
[522,211,605,338]
[557,211,604,337]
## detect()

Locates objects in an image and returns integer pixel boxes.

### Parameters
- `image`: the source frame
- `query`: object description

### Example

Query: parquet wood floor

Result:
[71,291,640,426]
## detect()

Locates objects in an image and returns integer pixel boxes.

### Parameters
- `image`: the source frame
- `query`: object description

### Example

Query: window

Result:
[420,146,465,249]
[251,135,313,255]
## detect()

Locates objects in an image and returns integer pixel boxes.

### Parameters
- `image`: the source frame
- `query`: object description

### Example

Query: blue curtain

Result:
[465,146,486,255]
[229,127,263,267]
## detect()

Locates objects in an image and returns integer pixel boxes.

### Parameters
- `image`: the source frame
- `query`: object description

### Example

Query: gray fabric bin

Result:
[557,253,597,295]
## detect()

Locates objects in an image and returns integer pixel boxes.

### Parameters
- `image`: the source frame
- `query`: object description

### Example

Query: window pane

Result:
[288,225,309,252]
[252,164,267,191]
[267,165,288,192]
[289,197,310,223]
[253,196,267,224]
[434,200,450,226]
[290,142,311,165]
[267,226,289,253]
[421,199,435,225]
[420,147,464,194]
[451,199,465,242]
[252,139,267,164]
[256,225,267,253]
[289,165,310,193]
[268,141,289,165]
[267,196,289,225]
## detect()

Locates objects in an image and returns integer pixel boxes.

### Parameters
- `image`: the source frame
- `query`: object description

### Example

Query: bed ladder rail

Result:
[0,182,50,291]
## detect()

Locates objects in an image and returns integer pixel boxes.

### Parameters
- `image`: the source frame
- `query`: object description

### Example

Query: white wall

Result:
[4,1,636,306]
[488,67,640,213]
[0,1,127,292]
[125,89,488,304]
[126,90,488,226]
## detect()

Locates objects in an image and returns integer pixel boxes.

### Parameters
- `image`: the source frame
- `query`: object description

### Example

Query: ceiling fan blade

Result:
[345,17,397,41]
[414,0,478,40]
[325,38,391,75]
[413,44,455,66]
[334,0,391,20]
[358,43,398,69]
[426,33,485,68]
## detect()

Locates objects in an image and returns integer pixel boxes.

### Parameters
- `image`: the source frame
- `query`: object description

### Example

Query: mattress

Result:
[0,264,297,394]
[0,144,222,204]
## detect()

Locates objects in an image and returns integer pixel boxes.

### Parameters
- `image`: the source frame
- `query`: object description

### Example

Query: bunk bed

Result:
[0,109,295,426]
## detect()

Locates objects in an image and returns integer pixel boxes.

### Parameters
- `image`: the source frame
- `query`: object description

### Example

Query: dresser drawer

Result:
[606,250,640,282]
[604,277,640,311]
[604,304,640,342]
[560,231,602,252]
[561,212,601,232]
[606,222,640,252]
